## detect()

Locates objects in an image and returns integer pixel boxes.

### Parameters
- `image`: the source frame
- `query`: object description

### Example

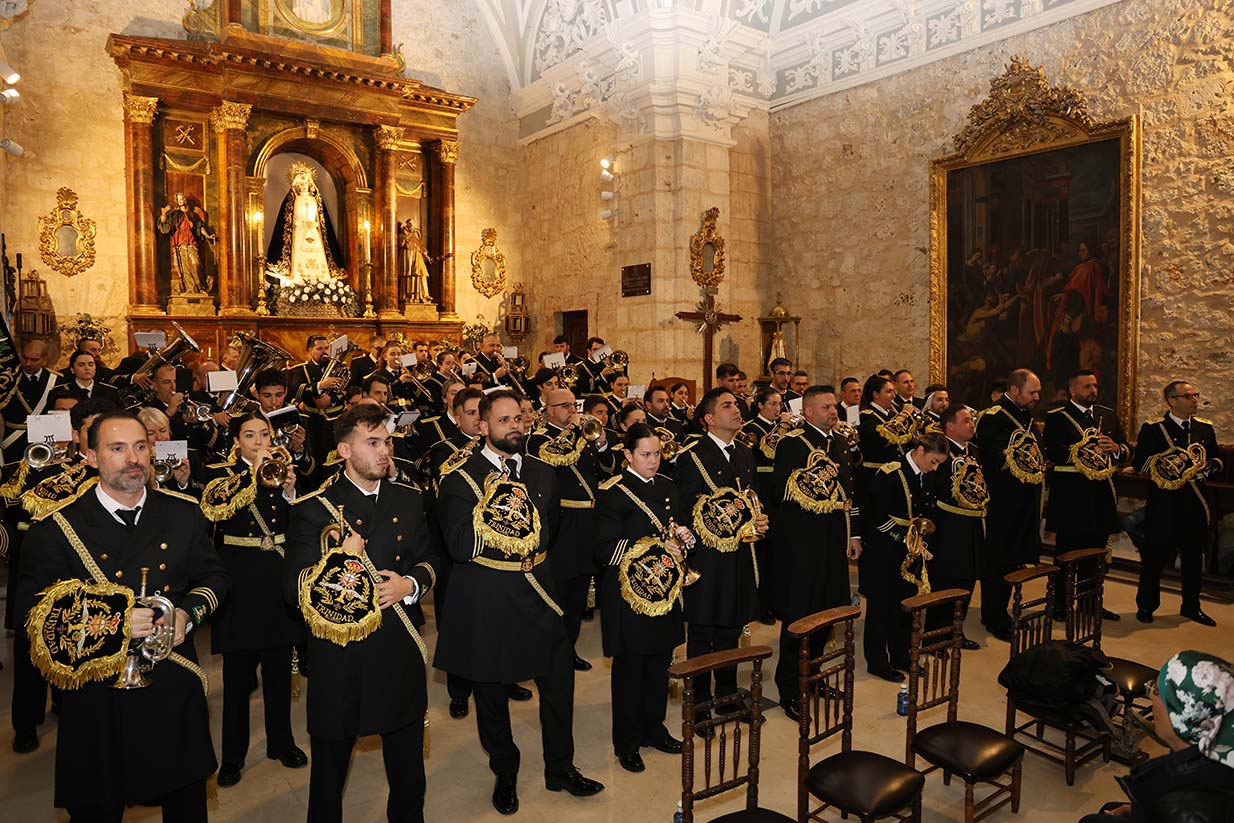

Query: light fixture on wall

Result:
[0,87,18,104]
[599,154,617,222]
[600,155,614,170]
[0,137,23,156]
[600,190,614,201]
[598,209,615,220]
[0,44,19,86]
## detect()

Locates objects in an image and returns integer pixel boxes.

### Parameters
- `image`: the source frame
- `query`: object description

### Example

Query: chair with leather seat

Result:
[1057,548,1158,765]
[788,605,924,823]
[670,645,793,823]
[902,589,1023,823]
[1002,563,1109,786]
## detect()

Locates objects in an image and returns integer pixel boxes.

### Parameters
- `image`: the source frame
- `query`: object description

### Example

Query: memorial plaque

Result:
[621,263,651,297]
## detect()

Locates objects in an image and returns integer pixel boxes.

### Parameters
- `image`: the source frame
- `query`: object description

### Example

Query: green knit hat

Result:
[1159,651,1234,767]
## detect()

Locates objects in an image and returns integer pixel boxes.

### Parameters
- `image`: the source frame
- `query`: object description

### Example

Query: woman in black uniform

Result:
[594,423,688,773]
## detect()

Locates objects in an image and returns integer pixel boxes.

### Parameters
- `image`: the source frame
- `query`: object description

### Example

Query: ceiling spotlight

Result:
[599,209,615,220]
[0,137,23,157]
[600,169,614,182]
[0,88,18,104]
[600,155,614,170]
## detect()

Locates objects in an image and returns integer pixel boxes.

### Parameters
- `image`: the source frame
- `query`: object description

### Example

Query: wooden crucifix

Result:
[677,286,742,392]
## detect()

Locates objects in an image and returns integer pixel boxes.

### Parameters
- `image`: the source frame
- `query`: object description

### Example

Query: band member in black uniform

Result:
[77,335,117,384]
[53,350,121,406]
[581,336,620,396]
[286,335,346,462]
[410,378,465,461]
[975,368,1044,641]
[892,369,924,410]
[203,412,308,788]
[552,334,590,394]
[924,405,986,648]
[1043,370,1128,620]
[472,333,519,392]
[601,374,630,418]
[285,405,445,823]
[743,386,783,624]
[921,384,949,433]
[594,424,686,771]
[1133,380,1222,626]
[583,394,613,435]
[526,387,617,669]
[862,432,948,681]
[672,387,769,708]
[136,407,203,497]
[668,382,693,424]
[434,391,605,814]
[839,377,862,426]
[254,369,319,485]
[349,335,384,382]
[857,374,906,594]
[768,358,798,404]
[715,363,751,421]
[769,386,861,714]
[2,337,60,465]
[19,410,227,821]
[644,385,685,441]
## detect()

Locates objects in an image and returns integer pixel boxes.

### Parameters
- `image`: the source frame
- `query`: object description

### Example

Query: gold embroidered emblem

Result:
[950,455,989,510]
[618,535,688,617]
[26,579,134,690]
[692,486,761,552]
[785,449,849,514]
[1146,442,1208,490]
[1004,429,1045,484]
[473,473,542,558]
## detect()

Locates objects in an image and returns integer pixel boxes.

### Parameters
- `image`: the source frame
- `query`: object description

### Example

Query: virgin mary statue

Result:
[265,161,347,284]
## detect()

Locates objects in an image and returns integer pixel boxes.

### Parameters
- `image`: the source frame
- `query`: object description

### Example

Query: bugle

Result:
[114,567,176,690]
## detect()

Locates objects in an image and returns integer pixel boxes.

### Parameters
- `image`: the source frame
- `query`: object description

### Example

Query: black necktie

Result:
[724,444,736,461]
[505,458,520,482]
[1081,409,1094,427]
[116,507,140,529]
[1181,420,1191,434]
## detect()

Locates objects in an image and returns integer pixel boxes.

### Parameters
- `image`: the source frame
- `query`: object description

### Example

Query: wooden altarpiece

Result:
[107,7,474,357]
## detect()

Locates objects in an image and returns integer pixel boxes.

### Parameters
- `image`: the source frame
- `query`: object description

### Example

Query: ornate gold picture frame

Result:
[689,206,726,289]
[929,57,1140,431]
[37,187,97,278]
[470,228,507,299]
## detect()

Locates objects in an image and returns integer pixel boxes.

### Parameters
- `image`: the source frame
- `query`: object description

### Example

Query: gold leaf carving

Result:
[37,188,97,279]
[209,101,252,133]
[123,94,159,125]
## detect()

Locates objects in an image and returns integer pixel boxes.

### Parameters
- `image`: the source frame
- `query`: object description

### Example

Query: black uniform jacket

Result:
[203,460,305,653]
[672,434,760,628]
[19,485,227,809]
[857,404,904,477]
[285,473,443,739]
[863,456,937,575]
[769,425,860,622]
[2,369,62,464]
[923,439,987,579]
[432,449,567,684]
[594,470,685,657]
[286,359,345,420]
[1043,402,1127,535]
[976,397,1044,567]
[1133,415,1220,545]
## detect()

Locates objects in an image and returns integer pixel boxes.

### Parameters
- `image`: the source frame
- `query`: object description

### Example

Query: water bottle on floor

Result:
[674,800,684,823]
[897,683,909,716]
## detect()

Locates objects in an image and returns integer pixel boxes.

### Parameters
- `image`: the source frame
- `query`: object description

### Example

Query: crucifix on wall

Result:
[676,207,742,392]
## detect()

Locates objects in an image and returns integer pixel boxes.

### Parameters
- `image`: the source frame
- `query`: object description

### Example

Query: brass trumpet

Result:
[271,424,305,449]
[181,398,217,423]
[114,567,176,690]
[663,518,700,587]
[257,446,293,489]
[655,427,679,460]
[575,414,604,443]
[152,458,184,484]
[833,420,860,450]
[25,441,73,469]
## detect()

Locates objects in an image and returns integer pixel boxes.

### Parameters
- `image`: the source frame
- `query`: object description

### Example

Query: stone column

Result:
[124,94,161,315]
[375,125,403,319]
[433,139,460,319]
[211,101,254,317]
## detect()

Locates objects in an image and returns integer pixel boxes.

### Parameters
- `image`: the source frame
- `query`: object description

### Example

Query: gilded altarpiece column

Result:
[432,139,459,318]
[375,124,403,318]
[124,94,161,315]
[211,101,254,316]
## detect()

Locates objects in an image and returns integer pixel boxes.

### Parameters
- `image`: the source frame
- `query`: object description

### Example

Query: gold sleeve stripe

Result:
[188,586,219,613]
[414,561,437,589]
[610,538,630,567]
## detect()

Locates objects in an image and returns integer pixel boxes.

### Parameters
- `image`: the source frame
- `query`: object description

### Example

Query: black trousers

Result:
[863,565,914,671]
[980,571,1012,632]
[1137,536,1205,614]
[67,780,206,823]
[472,640,575,777]
[11,630,47,735]
[1050,532,1108,614]
[554,573,591,649]
[221,646,295,768]
[774,623,829,704]
[610,651,672,755]
[308,720,425,823]
[926,576,975,634]
[685,624,742,705]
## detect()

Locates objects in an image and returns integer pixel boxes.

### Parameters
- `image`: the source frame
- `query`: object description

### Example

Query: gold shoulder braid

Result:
[1145,422,1208,491]
[25,579,134,690]
[24,467,96,520]
[1004,428,1045,484]
[533,428,585,467]
[298,501,383,646]
[440,436,480,478]
[785,448,851,514]
[949,455,989,510]
[876,405,919,446]
[471,472,543,558]
[599,474,623,491]
[200,468,258,522]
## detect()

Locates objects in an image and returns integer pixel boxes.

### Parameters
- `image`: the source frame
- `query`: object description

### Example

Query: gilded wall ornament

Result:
[209,101,253,132]
[470,228,507,299]
[123,94,159,125]
[376,124,404,151]
[37,188,97,278]
[688,206,726,289]
[435,140,460,165]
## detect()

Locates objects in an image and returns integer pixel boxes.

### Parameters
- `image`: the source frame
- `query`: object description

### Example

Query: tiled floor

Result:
[0,574,1228,822]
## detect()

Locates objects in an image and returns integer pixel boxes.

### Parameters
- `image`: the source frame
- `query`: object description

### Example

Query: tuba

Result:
[152,458,184,484]
[114,567,176,689]
[319,343,359,400]
[220,333,293,413]
[130,321,201,382]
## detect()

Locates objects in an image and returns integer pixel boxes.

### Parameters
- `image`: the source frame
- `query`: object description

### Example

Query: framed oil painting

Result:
[929,58,1140,430]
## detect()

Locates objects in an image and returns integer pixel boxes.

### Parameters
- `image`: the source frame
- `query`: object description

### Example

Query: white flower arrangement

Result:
[274,275,358,312]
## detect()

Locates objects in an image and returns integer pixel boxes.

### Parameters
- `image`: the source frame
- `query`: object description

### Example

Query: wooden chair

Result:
[670,645,793,823]
[788,605,924,823]
[1057,548,1158,765]
[902,589,1023,823]
[1002,563,1108,786]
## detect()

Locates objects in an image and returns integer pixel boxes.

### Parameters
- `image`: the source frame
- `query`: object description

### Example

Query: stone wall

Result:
[0,0,521,361]
[770,0,1234,430]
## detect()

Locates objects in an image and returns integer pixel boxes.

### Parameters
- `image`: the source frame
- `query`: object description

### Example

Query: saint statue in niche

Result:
[265,161,347,285]
[157,192,216,295]
[398,219,442,306]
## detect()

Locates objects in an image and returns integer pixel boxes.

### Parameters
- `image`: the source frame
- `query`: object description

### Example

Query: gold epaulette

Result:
[879,462,901,474]
[783,428,805,438]
[532,425,549,436]
[30,476,99,521]
[324,449,342,466]
[599,475,623,491]
[860,408,877,416]
[205,460,232,470]
[294,473,338,504]
[1196,417,1214,425]
[675,440,698,457]
[155,488,198,504]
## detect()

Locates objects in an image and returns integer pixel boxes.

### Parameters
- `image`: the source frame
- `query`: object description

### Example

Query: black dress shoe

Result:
[961,638,980,651]
[757,609,777,625]
[12,732,38,754]
[492,773,518,815]
[581,607,595,621]
[573,654,592,672]
[1102,608,1122,622]
[868,666,905,683]
[506,684,533,701]
[449,698,470,719]
[616,751,645,772]
[781,699,801,722]
[1136,610,1154,624]
[269,746,308,768]
[217,765,243,788]
[545,767,604,796]
[1182,609,1217,627]
[642,735,682,754]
